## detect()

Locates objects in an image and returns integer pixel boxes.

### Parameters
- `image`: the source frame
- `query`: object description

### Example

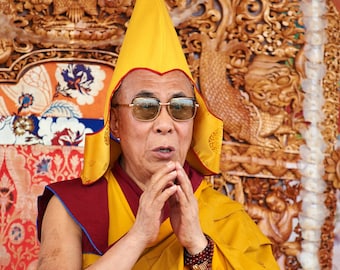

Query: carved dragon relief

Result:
[195,0,305,151]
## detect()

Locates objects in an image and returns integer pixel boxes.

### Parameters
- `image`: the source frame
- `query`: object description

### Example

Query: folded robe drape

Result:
[37,163,279,269]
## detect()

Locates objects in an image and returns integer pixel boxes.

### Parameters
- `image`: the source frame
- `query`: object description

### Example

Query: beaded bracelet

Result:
[184,234,214,270]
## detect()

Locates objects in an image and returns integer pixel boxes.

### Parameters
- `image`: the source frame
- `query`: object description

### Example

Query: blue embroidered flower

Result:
[18,93,34,113]
[36,158,51,174]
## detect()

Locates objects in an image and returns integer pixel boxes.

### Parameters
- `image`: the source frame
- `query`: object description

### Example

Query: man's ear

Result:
[109,108,120,138]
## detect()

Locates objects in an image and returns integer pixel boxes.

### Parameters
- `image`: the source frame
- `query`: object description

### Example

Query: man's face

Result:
[110,69,195,183]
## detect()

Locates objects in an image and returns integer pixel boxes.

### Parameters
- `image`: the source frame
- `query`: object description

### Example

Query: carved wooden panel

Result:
[0,0,339,269]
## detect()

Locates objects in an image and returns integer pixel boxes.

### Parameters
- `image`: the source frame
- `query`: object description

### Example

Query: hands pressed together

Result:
[130,161,208,255]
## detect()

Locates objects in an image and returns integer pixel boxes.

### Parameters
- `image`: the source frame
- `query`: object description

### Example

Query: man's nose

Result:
[154,105,174,133]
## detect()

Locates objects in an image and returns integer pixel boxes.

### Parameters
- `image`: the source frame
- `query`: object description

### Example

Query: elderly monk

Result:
[36,0,280,269]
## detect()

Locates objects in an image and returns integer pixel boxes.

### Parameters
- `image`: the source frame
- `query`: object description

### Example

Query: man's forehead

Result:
[123,69,190,81]
[121,69,193,90]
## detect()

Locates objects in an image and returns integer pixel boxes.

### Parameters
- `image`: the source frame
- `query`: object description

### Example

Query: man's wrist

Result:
[184,234,214,270]
[185,234,208,255]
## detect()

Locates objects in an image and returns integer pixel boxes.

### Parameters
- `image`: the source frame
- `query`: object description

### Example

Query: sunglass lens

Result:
[132,97,159,120]
[170,98,195,120]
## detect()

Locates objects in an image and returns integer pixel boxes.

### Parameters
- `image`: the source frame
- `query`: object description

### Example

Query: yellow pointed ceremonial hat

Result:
[81,0,223,184]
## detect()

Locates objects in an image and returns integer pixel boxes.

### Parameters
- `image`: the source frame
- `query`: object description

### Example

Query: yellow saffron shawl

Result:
[82,171,279,270]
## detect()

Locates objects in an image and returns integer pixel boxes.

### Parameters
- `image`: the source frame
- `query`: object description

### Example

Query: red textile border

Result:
[0,144,83,269]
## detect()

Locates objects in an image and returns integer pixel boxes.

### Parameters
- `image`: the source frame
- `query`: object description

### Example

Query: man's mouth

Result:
[159,147,172,153]
[154,146,175,154]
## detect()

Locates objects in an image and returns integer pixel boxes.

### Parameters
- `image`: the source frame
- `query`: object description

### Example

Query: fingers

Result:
[174,162,194,200]
[145,162,178,198]
[167,162,198,213]
[167,163,204,250]
[139,161,186,216]
[133,163,179,244]
[133,162,200,246]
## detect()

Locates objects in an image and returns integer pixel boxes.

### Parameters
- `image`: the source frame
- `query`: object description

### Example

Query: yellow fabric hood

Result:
[81,0,223,184]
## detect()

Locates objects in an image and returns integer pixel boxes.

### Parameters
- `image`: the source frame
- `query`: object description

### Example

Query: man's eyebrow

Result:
[172,92,189,98]
[135,90,191,97]
[135,90,154,97]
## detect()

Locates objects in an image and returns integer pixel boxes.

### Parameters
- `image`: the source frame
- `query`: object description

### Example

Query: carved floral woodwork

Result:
[0,0,339,269]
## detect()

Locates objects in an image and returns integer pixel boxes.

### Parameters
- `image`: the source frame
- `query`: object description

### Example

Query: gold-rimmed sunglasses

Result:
[112,96,199,121]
